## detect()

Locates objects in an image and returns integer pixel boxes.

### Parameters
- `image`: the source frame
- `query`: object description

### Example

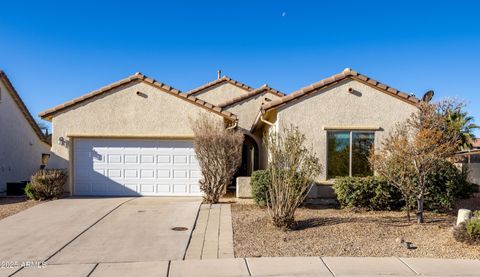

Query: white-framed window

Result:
[327,131,375,178]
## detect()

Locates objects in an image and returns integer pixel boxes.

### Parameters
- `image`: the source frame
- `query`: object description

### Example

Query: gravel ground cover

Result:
[232,200,480,259]
[0,197,40,220]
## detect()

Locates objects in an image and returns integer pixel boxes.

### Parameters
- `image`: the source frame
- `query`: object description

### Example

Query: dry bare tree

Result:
[265,125,322,230]
[370,124,417,221]
[191,115,243,203]
[371,101,461,223]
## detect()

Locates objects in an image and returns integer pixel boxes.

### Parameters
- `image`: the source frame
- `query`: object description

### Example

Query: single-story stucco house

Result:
[0,71,51,194]
[457,139,480,186]
[39,68,421,197]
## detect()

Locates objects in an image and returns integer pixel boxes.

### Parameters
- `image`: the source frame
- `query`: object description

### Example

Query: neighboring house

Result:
[457,139,480,186]
[0,71,51,194]
[39,68,421,197]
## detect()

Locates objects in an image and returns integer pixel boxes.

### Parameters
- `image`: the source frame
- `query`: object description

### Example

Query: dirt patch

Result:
[0,197,41,220]
[232,201,480,259]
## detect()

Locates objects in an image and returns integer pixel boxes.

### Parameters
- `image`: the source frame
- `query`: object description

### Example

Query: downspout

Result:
[226,121,238,130]
[260,115,274,126]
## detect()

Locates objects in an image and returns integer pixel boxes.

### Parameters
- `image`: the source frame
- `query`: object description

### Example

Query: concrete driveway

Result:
[0,197,201,276]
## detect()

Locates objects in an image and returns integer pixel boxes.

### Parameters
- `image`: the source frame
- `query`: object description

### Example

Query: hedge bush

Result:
[422,160,474,212]
[251,170,271,207]
[333,161,473,212]
[30,169,68,200]
[333,176,403,210]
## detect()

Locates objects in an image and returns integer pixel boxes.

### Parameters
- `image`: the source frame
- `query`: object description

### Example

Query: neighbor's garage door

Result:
[74,138,202,196]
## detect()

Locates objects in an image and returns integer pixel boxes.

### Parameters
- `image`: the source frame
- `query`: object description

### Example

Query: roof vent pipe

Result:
[217,70,221,79]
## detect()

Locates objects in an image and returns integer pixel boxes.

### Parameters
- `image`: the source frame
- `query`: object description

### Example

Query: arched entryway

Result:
[228,134,259,191]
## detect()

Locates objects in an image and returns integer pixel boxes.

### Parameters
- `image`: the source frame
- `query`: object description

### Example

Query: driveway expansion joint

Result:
[319,257,336,277]
[43,197,135,263]
[398,257,420,275]
[7,197,134,277]
[86,263,99,277]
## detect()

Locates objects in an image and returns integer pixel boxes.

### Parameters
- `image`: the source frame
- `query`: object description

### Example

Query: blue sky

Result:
[1,0,479,135]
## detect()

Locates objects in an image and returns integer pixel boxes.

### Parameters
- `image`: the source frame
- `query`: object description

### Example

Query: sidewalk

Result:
[7,256,480,276]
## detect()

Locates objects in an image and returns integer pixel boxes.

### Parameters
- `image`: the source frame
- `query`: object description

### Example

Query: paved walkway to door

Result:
[185,204,234,259]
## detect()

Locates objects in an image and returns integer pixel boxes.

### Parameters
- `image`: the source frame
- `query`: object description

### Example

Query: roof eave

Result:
[261,69,422,113]
[186,76,255,96]
[0,71,50,145]
[39,73,238,122]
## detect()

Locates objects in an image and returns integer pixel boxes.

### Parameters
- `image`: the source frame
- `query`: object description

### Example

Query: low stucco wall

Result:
[275,79,418,181]
[0,81,50,192]
[48,81,226,192]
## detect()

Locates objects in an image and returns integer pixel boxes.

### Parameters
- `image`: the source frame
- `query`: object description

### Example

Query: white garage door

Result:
[74,138,202,196]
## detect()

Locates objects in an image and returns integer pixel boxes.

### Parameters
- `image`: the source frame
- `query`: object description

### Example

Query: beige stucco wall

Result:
[274,79,418,181]
[0,81,50,193]
[48,81,226,192]
[467,163,480,185]
[193,82,250,106]
[225,92,282,132]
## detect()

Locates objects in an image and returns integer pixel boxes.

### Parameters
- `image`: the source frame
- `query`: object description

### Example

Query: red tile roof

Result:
[186,76,254,96]
[39,73,237,121]
[261,68,421,112]
[0,71,50,145]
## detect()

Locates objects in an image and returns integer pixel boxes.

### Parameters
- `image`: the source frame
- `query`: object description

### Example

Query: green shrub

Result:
[251,169,310,208]
[334,161,474,212]
[30,169,68,200]
[333,176,403,210]
[466,217,480,242]
[422,160,474,212]
[24,183,37,200]
[251,170,271,207]
[453,211,480,244]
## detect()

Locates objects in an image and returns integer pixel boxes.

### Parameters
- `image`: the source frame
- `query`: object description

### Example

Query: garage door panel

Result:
[157,170,170,178]
[139,184,155,193]
[190,184,201,193]
[156,155,171,164]
[124,169,139,178]
[173,184,187,193]
[74,139,202,196]
[140,154,155,164]
[157,184,171,193]
[124,154,138,164]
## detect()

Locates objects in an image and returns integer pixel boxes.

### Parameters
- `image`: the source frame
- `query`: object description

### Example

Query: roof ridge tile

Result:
[186,75,255,96]
[261,68,420,112]
[39,73,237,121]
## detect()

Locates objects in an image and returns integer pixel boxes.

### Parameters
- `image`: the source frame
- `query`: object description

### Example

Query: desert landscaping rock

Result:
[232,203,480,258]
[0,197,41,220]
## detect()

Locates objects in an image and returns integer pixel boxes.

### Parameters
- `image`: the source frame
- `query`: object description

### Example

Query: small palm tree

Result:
[445,108,479,150]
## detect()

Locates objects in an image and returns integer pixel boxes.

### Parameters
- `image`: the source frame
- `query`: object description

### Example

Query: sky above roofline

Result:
[0,0,479,136]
